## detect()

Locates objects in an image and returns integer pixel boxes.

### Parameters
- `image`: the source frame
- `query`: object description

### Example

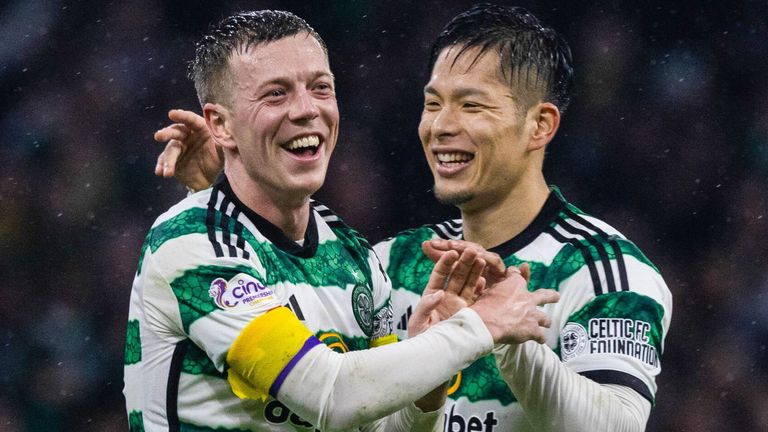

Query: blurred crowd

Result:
[1,0,766,430]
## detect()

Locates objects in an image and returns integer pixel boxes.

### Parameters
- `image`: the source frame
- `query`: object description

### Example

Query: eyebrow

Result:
[259,70,335,87]
[423,85,490,99]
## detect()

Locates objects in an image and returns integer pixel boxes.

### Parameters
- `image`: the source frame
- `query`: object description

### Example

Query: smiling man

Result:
[375,5,672,431]
[124,9,561,432]
[149,5,673,431]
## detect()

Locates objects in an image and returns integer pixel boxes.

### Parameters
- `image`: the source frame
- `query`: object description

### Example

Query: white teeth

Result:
[285,135,320,150]
[436,152,473,163]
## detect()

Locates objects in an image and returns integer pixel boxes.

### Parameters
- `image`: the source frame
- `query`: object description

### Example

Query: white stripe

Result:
[311,202,341,223]
[552,223,610,295]
[560,217,599,237]
[434,221,462,239]
[515,233,563,266]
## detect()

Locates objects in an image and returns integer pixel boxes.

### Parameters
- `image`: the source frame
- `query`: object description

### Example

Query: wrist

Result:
[469,304,501,343]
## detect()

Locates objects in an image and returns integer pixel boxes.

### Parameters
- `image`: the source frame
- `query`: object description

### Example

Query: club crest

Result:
[351,284,374,336]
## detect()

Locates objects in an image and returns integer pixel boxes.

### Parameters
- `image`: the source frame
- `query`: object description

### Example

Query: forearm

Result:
[495,342,650,432]
[280,308,490,431]
[227,307,492,431]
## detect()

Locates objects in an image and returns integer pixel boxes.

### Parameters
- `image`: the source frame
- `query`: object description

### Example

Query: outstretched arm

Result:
[225,250,558,431]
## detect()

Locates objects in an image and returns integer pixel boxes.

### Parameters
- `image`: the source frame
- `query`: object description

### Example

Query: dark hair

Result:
[428,3,573,112]
[189,10,327,106]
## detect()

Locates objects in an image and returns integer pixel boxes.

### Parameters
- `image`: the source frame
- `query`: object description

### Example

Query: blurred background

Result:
[1,0,766,430]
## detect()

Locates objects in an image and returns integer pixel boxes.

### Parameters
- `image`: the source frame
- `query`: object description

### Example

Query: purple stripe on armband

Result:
[269,336,322,398]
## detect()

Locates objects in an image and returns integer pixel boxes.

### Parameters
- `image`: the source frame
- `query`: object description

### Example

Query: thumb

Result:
[421,240,444,264]
[416,290,445,315]
[408,291,445,338]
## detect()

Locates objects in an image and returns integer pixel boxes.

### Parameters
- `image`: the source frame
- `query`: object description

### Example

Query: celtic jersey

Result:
[124,175,394,431]
[374,187,672,432]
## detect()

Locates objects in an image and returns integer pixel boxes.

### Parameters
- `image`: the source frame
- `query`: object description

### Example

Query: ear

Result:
[527,102,561,151]
[203,102,237,151]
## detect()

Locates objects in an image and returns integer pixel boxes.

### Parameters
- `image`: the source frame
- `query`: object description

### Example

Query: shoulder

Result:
[145,190,216,256]
[143,189,263,284]
[545,202,672,323]
[311,200,374,250]
[374,218,462,254]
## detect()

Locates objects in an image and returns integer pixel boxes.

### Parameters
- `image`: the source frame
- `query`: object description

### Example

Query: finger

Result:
[168,109,207,131]
[408,291,445,337]
[532,330,547,344]
[519,262,532,282]
[443,249,480,295]
[423,250,459,296]
[415,291,445,316]
[157,140,184,177]
[535,310,552,328]
[531,288,560,306]
[473,276,487,298]
[426,239,502,274]
[426,238,452,252]
[506,266,523,279]
[154,123,190,143]
[479,252,506,280]
[421,241,447,264]
[458,258,485,303]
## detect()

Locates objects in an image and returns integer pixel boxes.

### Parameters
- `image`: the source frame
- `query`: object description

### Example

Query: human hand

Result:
[422,239,507,286]
[408,248,487,337]
[154,109,222,191]
[470,268,559,345]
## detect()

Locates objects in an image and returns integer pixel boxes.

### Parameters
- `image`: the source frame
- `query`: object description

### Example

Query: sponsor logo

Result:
[561,318,659,368]
[208,273,277,311]
[264,400,319,431]
[443,405,498,432]
[351,284,373,336]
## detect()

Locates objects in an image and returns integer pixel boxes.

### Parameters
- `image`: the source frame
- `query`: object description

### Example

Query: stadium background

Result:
[1,0,766,430]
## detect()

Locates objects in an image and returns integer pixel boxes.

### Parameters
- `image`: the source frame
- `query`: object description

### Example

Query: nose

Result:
[289,88,320,122]
[430,106,460,139]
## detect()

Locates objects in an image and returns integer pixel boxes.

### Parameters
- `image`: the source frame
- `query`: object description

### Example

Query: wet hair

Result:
[428,3,573,112]
[189,10,327,106]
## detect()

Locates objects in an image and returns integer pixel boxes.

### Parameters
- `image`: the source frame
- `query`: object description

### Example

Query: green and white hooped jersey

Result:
[124,175,394,431]
[374,187,672,432]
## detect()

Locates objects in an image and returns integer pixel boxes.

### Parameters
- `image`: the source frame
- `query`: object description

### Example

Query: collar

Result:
[213,173,319,258]
[487,187,566,258]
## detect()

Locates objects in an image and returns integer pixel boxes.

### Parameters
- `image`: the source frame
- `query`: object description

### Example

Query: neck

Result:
[460,173,550,249]
[225,164,310,241]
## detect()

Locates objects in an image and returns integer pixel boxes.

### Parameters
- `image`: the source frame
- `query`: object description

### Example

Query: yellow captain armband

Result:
[226,306,320,401]
[370,334,398,348]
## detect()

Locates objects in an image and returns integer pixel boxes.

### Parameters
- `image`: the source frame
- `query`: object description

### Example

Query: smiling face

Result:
[419,46,535,211]
[216,33,339,204]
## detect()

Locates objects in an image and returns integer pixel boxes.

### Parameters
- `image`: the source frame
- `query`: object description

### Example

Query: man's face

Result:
[225,33,339,201]
[419,46,531,210]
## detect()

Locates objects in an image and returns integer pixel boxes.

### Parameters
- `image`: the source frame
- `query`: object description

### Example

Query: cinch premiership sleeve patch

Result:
[226,307,320,401]
[209,272,281,313]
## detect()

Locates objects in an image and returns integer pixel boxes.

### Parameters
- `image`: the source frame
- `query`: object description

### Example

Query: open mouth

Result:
[283,135,321,156]
[436,151,474,167]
